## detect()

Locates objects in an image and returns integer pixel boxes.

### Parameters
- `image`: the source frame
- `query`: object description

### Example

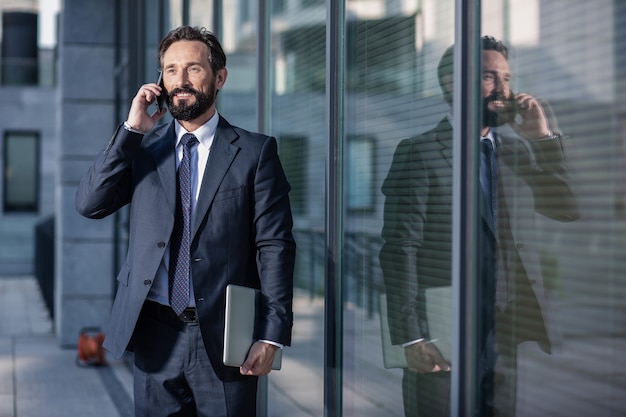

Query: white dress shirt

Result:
[147,112,218,307]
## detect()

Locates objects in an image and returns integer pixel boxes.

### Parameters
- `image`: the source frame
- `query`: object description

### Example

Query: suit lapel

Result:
[481,192,497,237]
[150,122,178,216]
[191,117,239,240]
[434,119,453,167]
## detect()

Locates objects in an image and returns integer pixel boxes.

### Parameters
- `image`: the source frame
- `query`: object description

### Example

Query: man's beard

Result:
[166,86,215,121]
[483,92,517,128]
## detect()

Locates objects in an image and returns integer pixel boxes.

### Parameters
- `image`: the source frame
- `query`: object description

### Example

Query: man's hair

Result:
[481,35,509,59]
[437,35,509,103]
[437,44,455,104]
[158,26,226,73]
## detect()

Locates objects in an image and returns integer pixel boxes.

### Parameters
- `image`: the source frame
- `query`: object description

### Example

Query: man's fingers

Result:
[436,359,451,372]
[239,342,276,376]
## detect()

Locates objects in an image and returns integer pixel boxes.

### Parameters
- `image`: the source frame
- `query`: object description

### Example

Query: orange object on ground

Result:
[76,327,106,367]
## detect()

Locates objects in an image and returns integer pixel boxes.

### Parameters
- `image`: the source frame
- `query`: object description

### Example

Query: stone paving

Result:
[1,276,624,416]
[0,276,132,417]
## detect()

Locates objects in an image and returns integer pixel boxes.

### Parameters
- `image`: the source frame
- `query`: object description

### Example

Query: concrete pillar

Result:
[55,0,117,347]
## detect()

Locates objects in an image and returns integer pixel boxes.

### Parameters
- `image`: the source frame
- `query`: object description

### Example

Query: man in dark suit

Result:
[380,36,579,416]
[76,26,295,417]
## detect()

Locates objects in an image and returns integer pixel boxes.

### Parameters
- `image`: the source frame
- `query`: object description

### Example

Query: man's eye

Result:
[165,68,177,75]
[188,66,202,74]
[482,74,495,81]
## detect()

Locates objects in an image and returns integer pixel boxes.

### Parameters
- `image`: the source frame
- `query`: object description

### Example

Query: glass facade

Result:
[114,0,626,415]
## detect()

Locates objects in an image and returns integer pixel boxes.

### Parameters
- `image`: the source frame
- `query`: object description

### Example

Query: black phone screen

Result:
[156,72,165,111]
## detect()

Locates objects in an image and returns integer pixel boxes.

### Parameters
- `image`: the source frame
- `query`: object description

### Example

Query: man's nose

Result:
[172,70,190,88]
[494,76,508,95]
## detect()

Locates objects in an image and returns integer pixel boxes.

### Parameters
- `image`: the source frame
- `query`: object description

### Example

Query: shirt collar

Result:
[481,129,497,149]
[174,111,219,150]
[482,129,495,141]
[446,113,497,148]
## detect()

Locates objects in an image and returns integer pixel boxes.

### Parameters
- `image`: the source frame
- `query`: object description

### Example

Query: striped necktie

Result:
[480,138,497,224]
[169,133,197,315]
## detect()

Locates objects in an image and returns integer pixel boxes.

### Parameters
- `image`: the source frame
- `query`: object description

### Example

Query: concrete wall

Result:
[55,0,117,346]
[0,86,56,274]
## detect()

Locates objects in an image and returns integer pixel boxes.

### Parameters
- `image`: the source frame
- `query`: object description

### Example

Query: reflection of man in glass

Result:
[380,36,579,416]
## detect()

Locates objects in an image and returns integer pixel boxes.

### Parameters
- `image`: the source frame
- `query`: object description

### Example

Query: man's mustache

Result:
[169,87,200,97]
[484,92,511,103]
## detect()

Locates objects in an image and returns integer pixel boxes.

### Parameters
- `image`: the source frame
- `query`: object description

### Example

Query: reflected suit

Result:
[380,116,579,416]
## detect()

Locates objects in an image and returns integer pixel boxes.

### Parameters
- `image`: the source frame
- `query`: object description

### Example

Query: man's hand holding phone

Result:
[125,73,167,134]
[509,92,551,140]
[155,71,166,112]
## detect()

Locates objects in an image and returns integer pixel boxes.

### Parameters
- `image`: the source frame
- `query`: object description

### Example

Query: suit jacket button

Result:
[516,243,524,249]
[143,279,152,286]
[157,242,166,248]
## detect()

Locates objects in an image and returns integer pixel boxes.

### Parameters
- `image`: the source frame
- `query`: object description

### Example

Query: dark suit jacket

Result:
[380,118,579,354]
[75,116,295,381]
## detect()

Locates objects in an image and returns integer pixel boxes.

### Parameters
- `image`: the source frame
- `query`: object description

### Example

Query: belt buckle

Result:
[179,307,197,323]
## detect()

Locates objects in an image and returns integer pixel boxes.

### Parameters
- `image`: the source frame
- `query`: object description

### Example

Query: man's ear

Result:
[216,68,228,90]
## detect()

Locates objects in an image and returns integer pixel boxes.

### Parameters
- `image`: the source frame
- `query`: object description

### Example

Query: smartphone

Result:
[498,92,519,125]
[504,92,519,116]
[156,72,165,112]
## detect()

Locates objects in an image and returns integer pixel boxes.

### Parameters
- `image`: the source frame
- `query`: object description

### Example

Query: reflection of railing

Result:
[293,228,384,318]
[34,216,55,318]
[343,231,384,318]
[293,228,325,299]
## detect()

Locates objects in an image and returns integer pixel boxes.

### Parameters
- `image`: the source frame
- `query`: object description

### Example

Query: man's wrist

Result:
[536,130,561,141]
[259,339,283,349]
[123,121,145,134]
[401,338,425,348]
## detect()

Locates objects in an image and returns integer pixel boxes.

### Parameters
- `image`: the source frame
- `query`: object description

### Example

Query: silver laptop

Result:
[424,286,452,362]
[223,284,282,370]
[379,286,451,368]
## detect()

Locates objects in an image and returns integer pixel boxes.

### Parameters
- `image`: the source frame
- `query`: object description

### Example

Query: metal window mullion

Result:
[256,0,271,415]
[450,0,481,415]
[325,0,345,416]
[256,0,270,134]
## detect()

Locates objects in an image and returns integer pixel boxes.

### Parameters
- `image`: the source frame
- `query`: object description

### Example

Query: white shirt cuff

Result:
[259,339,284,349]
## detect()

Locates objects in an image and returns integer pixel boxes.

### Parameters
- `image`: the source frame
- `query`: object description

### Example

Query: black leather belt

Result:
[143,300,198,323]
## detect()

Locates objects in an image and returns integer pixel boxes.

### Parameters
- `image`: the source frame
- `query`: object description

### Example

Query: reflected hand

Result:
[509,93,551,140]
[125,83,167,134]
[240,341,279,376]
[405,340,450,373]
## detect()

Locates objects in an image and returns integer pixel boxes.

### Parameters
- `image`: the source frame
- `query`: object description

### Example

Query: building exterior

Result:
[1,0,625,415]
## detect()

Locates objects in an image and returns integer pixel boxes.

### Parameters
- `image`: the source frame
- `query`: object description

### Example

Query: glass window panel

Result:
[215,0,257,131]
[346,135,375,212]
[278,135,308,215]
[3,132,39,212]
[168,0,184,26]
[344,0,455,416]
[476,1,625,415]
[189,0,213,28]
[266,0,327,415]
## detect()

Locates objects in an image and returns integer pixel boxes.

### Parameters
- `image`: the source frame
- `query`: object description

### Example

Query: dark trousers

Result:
[402,370,451,416]
[133,303,258,417]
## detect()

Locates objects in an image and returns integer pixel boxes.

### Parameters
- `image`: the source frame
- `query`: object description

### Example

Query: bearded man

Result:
[76,26,295,417]
[380,36,579,416]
